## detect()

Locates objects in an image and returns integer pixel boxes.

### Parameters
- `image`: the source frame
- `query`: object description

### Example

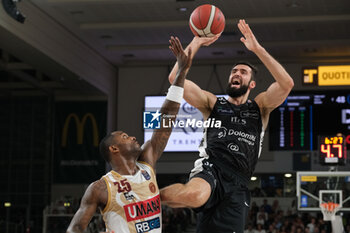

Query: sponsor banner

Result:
[302,68,318,85]
[144,96,226,152]
[135,217,160,233]
[301,176,317,182]
[143,109,221,131]
[301,195,308,207]
[318,65,350,86]
[124,195,161,222]
[54,101,107,183]
[302,66,350,86]
[144,131,203,152]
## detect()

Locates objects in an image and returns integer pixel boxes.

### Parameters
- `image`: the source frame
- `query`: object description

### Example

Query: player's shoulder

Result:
[87,179,108,197]
[95,178,108,189]
[254,92,273,114]
[204,90,218,107]
[137,161,155,175]
[79,179,108,208]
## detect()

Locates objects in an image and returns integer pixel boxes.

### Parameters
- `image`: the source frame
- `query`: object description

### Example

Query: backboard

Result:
[296,171,350,211]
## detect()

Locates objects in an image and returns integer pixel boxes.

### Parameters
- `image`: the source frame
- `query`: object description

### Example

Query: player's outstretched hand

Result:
[192,33,221,47]
[169,36,192,72]
[238,19,262,53]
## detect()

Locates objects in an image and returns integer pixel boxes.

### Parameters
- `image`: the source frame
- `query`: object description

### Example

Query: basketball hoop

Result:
[320,202,340,221]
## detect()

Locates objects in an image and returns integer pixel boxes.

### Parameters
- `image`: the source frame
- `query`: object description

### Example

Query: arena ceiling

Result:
[29,0,350,65]
[1,0,350,94]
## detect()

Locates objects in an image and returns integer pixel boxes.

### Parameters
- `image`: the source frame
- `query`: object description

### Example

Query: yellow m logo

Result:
[61,113,99,147]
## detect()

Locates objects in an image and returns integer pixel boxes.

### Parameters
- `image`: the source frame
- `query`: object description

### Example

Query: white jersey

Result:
[101,162,161,233]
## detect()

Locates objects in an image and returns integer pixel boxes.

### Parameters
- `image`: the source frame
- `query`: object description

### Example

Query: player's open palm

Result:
[238,19,261,52]
[169,36,192,72]
[193,33,220,47]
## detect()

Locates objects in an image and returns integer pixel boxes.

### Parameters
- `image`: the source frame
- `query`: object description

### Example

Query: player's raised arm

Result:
[139,36,192,167]
[238,19,294,114]
[168,35,219,84]
[167,36,219,117]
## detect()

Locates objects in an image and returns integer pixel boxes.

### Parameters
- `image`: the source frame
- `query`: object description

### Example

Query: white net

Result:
[320,202,341,221]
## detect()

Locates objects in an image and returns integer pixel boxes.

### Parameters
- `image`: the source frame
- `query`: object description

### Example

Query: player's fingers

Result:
[169,46,177,56]
[241,19,250,33]
[242,19,248,28]
[237,20,245,34]
[241,19,250,32]
[174,37,183,53]
[169,37,175,48]
[176,37,184,51]
[187,47,192,60]
[170,37,179,53]
[170,36,175,44]
[243,19,249,26]
[242,19,253,36]
[245,22,254,36]
[211,34,220,42]
[171,36,181,54]
[169,39,174,49]
[169,37,178,54]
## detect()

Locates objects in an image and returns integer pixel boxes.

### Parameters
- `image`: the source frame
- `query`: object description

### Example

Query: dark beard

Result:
[226,83,249,98]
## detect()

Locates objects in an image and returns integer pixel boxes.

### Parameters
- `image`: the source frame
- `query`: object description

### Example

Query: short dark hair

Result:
[232,61,258,81]
[99,133,116,162]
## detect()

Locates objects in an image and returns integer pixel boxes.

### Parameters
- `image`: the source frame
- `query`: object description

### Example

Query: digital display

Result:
[269,90,350,151]
[144,95,227,152]
[302,65,350,86]
[319,135,347,165]
[318,65,350,86]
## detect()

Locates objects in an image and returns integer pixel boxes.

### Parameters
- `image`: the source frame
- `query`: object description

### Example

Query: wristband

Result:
[166,85,184,104]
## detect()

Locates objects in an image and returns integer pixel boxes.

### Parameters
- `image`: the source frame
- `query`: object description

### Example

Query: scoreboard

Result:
[269,90,350,152]
[318,135,347,165]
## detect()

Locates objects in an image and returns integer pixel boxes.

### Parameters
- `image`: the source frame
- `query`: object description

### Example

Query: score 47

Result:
[319,135,347,165]
[320,144,344,158]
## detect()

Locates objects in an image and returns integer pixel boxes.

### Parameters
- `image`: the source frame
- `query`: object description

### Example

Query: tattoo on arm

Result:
[151,103,178,152]
[67,180,106,233]
[152,130,171,156]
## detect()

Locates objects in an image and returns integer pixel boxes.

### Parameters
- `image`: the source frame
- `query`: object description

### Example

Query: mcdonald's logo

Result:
[61,113,99,147]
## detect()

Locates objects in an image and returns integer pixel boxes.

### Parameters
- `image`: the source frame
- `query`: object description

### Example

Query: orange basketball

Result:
[189,4,225,37]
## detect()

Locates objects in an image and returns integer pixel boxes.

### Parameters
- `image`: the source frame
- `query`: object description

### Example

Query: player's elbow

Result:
[288,78,295,89]
[282,77,294,92]
[287,77,294,90]
[168,73,175,84]
[185,189,208,208]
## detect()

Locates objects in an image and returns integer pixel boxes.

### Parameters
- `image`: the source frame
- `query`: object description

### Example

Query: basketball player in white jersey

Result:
[66,36,192,233]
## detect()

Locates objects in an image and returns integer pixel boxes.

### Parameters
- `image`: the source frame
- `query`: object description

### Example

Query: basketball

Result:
[189,4,225,37]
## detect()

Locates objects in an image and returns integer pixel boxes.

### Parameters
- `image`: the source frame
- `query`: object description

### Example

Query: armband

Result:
[166,85,184,104]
